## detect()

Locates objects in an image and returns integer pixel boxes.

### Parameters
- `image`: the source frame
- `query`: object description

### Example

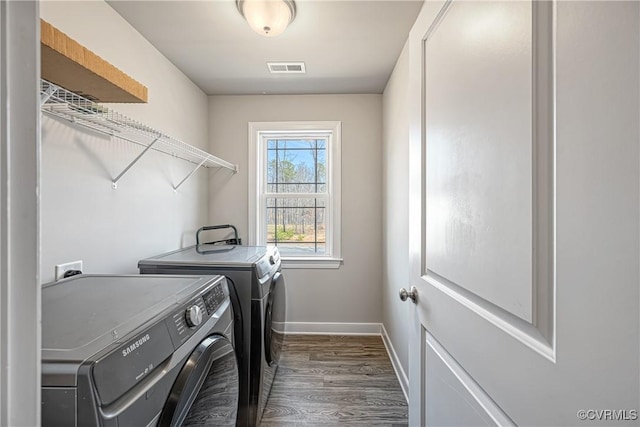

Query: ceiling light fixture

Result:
[236,0,296,37]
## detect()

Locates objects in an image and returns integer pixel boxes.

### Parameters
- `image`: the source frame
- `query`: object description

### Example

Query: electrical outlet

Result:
[55,260,83,281]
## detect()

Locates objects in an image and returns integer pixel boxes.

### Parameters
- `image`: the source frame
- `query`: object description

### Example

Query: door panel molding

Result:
[426,332,516,427]
[425,271,553,361]
[424,0,534,323]
[421,0,556,361]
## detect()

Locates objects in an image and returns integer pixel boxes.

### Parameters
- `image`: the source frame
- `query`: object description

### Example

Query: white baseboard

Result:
[283,321,382,335]
[381,324,409,403]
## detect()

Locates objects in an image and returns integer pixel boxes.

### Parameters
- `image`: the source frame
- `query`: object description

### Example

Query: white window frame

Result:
[248,121,342,269]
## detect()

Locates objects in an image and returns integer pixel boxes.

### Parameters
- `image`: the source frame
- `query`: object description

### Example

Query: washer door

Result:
[159,335,239,427]
[264,271,286,366]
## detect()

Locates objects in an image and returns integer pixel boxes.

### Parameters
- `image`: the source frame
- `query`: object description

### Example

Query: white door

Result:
[406,1,639,426]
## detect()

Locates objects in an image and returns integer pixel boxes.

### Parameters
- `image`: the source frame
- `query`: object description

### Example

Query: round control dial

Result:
[185,305,203,327]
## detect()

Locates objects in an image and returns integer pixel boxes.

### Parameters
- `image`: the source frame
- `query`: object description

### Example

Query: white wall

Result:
[40,1,212,283]
[208,95,383,327]
[381,42,410,384]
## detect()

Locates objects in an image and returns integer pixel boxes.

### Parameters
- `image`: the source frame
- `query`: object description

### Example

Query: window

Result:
[248,121,342,268]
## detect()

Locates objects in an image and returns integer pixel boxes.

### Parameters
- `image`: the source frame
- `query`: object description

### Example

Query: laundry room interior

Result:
[2,0,639,426]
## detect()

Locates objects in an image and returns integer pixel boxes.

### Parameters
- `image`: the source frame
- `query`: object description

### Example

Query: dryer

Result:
[41,274,239,427]
[139,245,286,427]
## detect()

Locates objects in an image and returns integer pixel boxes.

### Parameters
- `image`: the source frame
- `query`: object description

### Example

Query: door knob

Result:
[399,286,418,304]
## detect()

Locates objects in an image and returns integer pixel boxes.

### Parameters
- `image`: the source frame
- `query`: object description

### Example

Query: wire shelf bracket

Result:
[41,83,57,104]
[39,79,238,190]
[112,137,160,189]
[173,157,208,192]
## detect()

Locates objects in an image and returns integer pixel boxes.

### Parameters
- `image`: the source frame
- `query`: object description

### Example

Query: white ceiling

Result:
[107,0,423,95]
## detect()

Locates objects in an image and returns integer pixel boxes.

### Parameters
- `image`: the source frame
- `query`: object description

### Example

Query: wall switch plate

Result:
[55,260,83,281]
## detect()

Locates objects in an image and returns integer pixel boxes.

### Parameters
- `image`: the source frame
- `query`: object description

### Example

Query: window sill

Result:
[281,257,343,269]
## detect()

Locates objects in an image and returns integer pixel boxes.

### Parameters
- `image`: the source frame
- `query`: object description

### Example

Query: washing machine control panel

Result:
[185,305,203,327]
[166,296,206,347]
[202,284,226,314]
[165,281,229,349]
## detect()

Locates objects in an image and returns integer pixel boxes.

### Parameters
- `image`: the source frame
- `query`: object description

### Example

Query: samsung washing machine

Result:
[41,274,239,427]
[139,245,286,427]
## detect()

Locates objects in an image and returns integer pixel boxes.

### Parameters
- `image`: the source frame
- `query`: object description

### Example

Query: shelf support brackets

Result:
[173,157,209,192]
[40,83,57,105]
[112,137,160,189]
[40,79,239,190]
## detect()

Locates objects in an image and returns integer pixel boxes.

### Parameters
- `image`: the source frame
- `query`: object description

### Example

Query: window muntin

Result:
[262,136,330,256]
[266,139,327,193]
[249,121,341,264]
[266,197,327,255]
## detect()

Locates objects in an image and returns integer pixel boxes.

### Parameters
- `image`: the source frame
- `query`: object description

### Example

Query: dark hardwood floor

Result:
[260,335,408,427]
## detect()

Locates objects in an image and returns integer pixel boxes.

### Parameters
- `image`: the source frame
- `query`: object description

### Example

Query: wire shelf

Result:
[40,79,237,189]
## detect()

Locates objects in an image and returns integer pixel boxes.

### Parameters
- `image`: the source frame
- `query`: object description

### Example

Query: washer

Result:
[41,274,239,427]
[139,245,286,427]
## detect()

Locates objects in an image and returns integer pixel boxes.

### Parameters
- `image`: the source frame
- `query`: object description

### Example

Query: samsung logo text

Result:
[122,334,151,357]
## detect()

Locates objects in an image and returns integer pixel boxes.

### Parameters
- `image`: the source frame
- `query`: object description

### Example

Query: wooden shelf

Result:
[41,19,148,103]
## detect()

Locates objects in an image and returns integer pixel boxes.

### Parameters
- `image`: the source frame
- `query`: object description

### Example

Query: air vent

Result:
[267,62,306,74]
